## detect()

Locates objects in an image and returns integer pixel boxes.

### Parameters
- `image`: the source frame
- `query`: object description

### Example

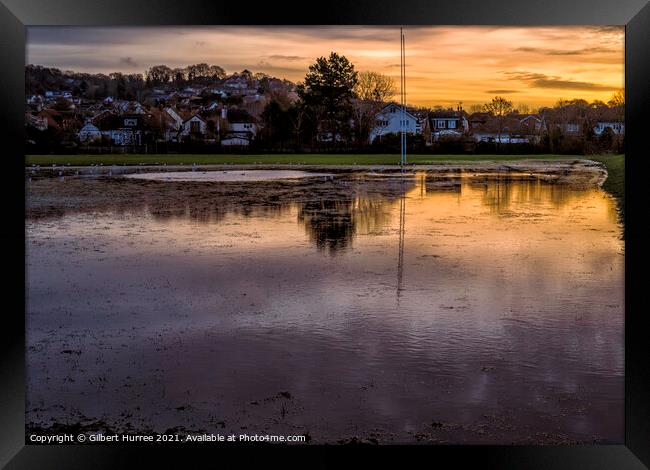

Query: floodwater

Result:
[123,169,334,182]
[26,172,624,444]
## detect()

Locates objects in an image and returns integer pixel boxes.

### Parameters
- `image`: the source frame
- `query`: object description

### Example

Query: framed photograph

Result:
[2,0,649,467]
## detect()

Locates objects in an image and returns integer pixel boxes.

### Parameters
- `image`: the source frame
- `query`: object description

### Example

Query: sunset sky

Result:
[26,26,624,109]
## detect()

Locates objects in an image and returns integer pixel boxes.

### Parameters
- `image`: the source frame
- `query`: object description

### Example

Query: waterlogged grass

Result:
[26,153,585,167]
[587,154,624,201]
[587,154,624,220]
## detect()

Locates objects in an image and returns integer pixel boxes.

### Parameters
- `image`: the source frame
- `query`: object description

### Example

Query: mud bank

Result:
[27,158,607,183]
[25,160,607,221]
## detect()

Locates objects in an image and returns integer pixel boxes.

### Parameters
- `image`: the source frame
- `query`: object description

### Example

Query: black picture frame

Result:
[2,1,648,468]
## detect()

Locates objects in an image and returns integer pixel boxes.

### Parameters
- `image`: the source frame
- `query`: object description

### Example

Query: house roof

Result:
[377,103,418,120]
[468,112,490,122]
[429,110,467,119]
[183,114,206,124]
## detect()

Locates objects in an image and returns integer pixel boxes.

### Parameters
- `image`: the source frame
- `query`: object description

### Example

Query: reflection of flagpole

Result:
[397,28,407,301]
[397,189,406,301]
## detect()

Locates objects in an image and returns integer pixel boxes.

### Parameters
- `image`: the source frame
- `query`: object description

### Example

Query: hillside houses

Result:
[25,64,623,153]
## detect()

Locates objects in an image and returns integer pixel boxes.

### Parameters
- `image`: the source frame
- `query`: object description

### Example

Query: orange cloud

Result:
[27,25,624,108]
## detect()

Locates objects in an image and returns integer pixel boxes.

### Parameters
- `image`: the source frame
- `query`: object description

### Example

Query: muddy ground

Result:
[26,159,607,220]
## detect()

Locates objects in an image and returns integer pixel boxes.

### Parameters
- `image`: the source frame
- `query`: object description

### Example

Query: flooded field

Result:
[25,169,624,444]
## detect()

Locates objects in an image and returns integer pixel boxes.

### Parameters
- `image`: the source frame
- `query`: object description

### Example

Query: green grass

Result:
[587,154,624,201]
[25,153,587,167]
[586,154,624,222]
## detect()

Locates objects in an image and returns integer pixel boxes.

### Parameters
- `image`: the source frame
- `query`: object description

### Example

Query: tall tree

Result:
[297,52,358,145]
[260,99,292,150]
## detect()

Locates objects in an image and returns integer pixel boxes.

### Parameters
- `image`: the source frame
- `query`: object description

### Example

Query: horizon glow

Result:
[26,25,624,108]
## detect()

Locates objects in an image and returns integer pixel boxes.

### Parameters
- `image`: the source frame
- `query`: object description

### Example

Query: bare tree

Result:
[483,96,514,145]
[145,65,173,86]
[608,88,625,122]
[354,71,396,102]
[608,88,625,107]
[350,71,396,147]
[515,103,531,115]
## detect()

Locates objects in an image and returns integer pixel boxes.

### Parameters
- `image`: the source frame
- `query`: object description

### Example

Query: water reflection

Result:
[27,172,621,255]
[26,171,624,443]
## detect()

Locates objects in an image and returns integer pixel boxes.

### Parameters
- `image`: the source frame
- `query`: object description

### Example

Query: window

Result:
[190,121,201,133]
[448,120,456,129]
[437,120,446,129]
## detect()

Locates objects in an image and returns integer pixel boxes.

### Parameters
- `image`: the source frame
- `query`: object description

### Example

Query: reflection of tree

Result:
[471,175,577,213]
[28,175,413,253]
[297,196,395,255]
[297,199,355,254]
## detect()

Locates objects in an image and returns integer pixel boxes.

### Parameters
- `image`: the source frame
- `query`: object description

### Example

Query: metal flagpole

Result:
[400,28,407,169]
[400,28,404,169]
[402,29,406,169]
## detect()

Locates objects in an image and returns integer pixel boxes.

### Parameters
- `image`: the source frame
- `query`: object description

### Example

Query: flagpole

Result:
[400,27,403,169]
[400,28,407,169]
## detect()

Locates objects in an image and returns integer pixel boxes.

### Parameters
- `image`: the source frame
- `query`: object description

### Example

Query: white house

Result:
[180,115,207,137]
[593,121,624,135]
[78,122,102,142]
[370,103,420,143]
[229,121,257,137]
